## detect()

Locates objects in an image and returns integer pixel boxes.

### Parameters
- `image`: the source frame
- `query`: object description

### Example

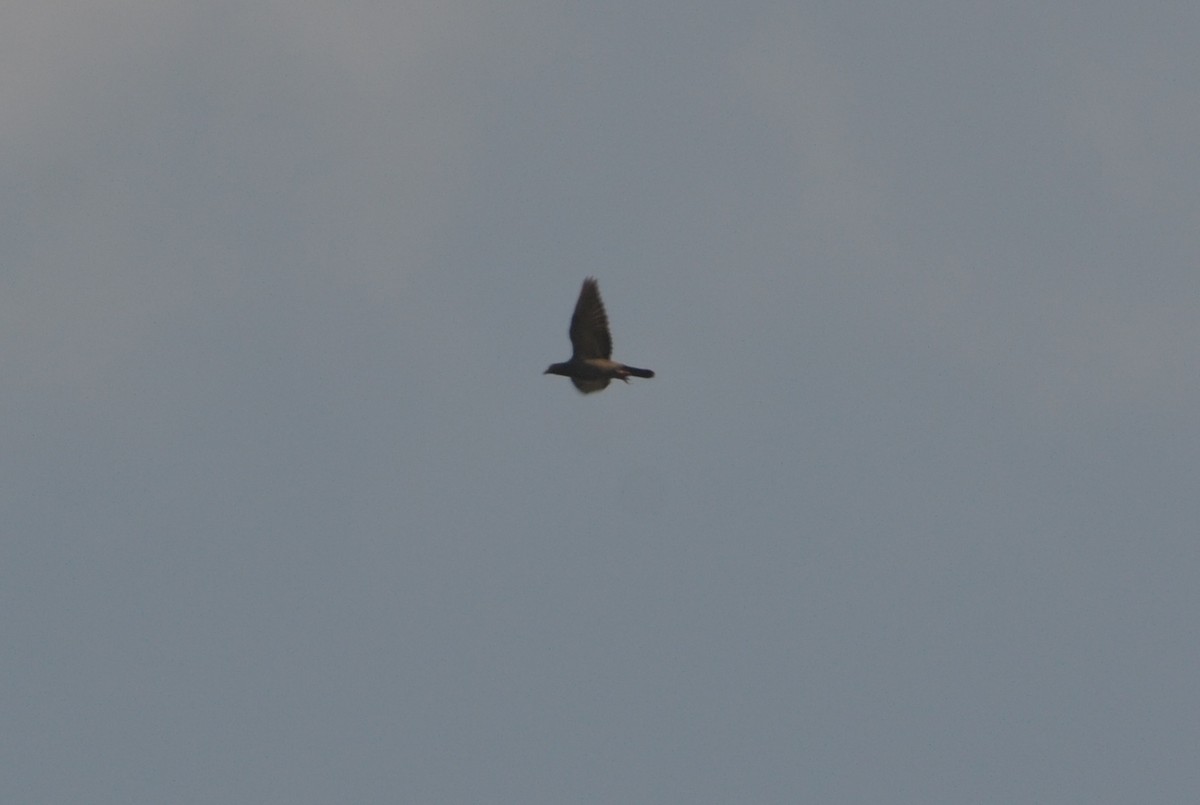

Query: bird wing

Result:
[568,277,613,359]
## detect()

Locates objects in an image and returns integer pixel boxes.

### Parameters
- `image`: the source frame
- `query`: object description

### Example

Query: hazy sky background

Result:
[4,2,1198,802]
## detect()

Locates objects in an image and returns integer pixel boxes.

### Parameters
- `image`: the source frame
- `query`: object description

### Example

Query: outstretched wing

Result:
[568,277,613,360]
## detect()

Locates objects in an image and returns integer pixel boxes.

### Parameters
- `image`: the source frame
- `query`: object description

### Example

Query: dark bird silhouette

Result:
[544,277,655,394]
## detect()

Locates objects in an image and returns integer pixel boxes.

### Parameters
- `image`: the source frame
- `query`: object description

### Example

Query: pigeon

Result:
[544,277,655,394]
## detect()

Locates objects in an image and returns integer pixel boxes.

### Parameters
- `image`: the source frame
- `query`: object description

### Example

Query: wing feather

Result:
[568,277,613,359]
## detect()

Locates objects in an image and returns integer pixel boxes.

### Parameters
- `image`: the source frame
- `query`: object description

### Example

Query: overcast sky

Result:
[4,2,1199,802]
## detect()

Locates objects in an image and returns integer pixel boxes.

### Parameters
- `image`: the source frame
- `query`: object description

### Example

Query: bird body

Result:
[544,278,654,393]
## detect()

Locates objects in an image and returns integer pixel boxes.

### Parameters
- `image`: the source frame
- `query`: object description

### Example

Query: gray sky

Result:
[4,2,1198,802]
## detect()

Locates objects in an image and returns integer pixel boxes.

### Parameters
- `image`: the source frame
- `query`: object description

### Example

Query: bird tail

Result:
[624,365,654,379]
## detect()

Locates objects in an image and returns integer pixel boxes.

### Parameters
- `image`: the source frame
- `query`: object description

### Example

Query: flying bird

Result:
[544,277,655,394]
